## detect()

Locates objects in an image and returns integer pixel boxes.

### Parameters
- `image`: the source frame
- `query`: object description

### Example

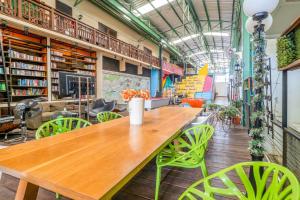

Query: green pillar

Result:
[241,7,253,127]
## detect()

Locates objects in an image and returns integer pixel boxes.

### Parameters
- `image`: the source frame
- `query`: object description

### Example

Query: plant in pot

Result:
[121,89,150,125]
[218,106,241,124]
[231,100,243,125]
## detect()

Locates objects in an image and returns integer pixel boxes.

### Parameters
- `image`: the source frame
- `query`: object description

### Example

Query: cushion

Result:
[50,102,65,112]
[42,112,54,122]
[40,102,50,112]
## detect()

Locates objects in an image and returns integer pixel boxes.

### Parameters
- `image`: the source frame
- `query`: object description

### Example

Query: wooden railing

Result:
[0,0,162,67]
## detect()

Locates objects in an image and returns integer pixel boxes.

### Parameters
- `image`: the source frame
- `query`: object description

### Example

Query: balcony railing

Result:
[0,0,162,67]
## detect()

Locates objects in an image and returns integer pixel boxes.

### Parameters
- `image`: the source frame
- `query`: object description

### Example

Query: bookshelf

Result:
[50,39,97,100]
[0,28,48,102]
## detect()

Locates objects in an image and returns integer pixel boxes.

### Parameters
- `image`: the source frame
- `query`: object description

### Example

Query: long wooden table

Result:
[0,107,202,200]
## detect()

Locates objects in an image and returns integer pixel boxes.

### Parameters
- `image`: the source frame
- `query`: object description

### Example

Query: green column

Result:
[241,1,253,127]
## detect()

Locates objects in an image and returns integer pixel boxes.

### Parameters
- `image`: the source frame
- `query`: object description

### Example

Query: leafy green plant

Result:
[295,27,300,59]
[219,106,241,119]
[231,100,243,110]
[277,35,296,68]
[203,103,222,111]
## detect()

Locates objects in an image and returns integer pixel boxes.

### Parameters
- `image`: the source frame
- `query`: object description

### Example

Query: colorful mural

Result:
[102,70,150,103]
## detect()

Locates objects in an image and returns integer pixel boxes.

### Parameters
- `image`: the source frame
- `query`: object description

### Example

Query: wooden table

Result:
[0,107,202,200]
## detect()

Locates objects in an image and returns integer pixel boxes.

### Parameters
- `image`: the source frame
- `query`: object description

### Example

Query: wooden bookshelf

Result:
[0,27,48,102]
[50,39,97,100]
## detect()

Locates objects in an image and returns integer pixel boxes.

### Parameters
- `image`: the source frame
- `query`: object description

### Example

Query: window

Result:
[56,0,72,16]
[98,22,117,38]
[144,47,152,56]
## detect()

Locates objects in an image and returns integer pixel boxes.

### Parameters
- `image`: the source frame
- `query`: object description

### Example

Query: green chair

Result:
[35,117,91,199]
[96,111,123,123]
[155,125,214,200]
[36,117,91,139]
[179,162,300,200]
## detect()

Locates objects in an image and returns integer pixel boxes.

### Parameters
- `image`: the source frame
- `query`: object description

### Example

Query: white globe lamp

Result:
[246,15,273,34]
[243,0,279,17]
[246,17,255,33]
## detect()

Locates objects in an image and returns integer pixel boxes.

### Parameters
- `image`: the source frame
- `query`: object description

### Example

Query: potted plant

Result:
[121,89,150,125]
[231,100,243,125]
[219,106,241,125]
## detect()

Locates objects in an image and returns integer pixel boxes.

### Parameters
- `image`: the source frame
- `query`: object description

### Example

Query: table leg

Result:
[15,179,39,200]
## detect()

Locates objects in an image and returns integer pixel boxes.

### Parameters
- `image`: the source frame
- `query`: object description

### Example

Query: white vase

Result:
[128,97,145,125]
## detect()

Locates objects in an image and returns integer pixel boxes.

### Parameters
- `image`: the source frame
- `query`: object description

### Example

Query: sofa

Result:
[26,101,85,129]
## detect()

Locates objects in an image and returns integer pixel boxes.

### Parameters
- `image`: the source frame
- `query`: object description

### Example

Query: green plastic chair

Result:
[155,125,214,200]
[35,117,91,199]
[179,162,300,200]
[36,117,91,139]
[96,111,123,123]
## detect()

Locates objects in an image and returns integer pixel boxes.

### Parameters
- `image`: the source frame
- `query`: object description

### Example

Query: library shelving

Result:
[50,39,97,100]
[0,27,48,104]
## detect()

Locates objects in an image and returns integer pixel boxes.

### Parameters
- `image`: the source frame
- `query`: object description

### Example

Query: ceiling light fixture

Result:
[188,49,224,57]
[134,0,175,16]
[203,32,230,37]
[172,34,200,44]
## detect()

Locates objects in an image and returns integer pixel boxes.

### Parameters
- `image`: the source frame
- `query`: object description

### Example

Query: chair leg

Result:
[200,159,208,178]
[155,166,162,200]
[200,159,214,198]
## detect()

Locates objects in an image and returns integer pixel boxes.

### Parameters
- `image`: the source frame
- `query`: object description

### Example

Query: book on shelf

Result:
[8,50,43,62]
[17,79,47,87]
[12,69,46,77]
[0,67,4,74]
[11,62,45,71]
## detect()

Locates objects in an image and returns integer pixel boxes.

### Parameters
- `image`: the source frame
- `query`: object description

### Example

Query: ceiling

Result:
[117,0,242,73]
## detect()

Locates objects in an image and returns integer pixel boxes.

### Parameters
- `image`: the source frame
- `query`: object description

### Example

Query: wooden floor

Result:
[0,124,250,200]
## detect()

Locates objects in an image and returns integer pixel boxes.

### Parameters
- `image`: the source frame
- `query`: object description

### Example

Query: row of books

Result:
[83,64,96,70]
[17,79,47,87]
[51,51,63,57]
[12,88,45,96]
[9,50,43,62]
[52,72,59,78]
[11,69,46,77]
[52,78,59,84]
[84,58,96,62]
[51,56,66,62]
[52,85,58,92]
[11,62,45,71]
[75,70,95,76]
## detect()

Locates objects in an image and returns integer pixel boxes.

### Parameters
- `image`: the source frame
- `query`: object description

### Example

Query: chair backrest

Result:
[170,125,214,165]
[36,117,91,139]
[179,162,300,200]
[97,111,122,123]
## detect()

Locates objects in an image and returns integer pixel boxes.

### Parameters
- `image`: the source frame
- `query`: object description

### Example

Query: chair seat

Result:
[157,147,203,168]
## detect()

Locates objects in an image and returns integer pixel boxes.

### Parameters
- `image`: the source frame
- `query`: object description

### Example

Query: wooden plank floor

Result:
[0,124,250,200]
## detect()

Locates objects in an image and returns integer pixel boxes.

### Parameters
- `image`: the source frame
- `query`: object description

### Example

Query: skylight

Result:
[134,0,175,16]
[203,32,230,37]
[171,34,200,44]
